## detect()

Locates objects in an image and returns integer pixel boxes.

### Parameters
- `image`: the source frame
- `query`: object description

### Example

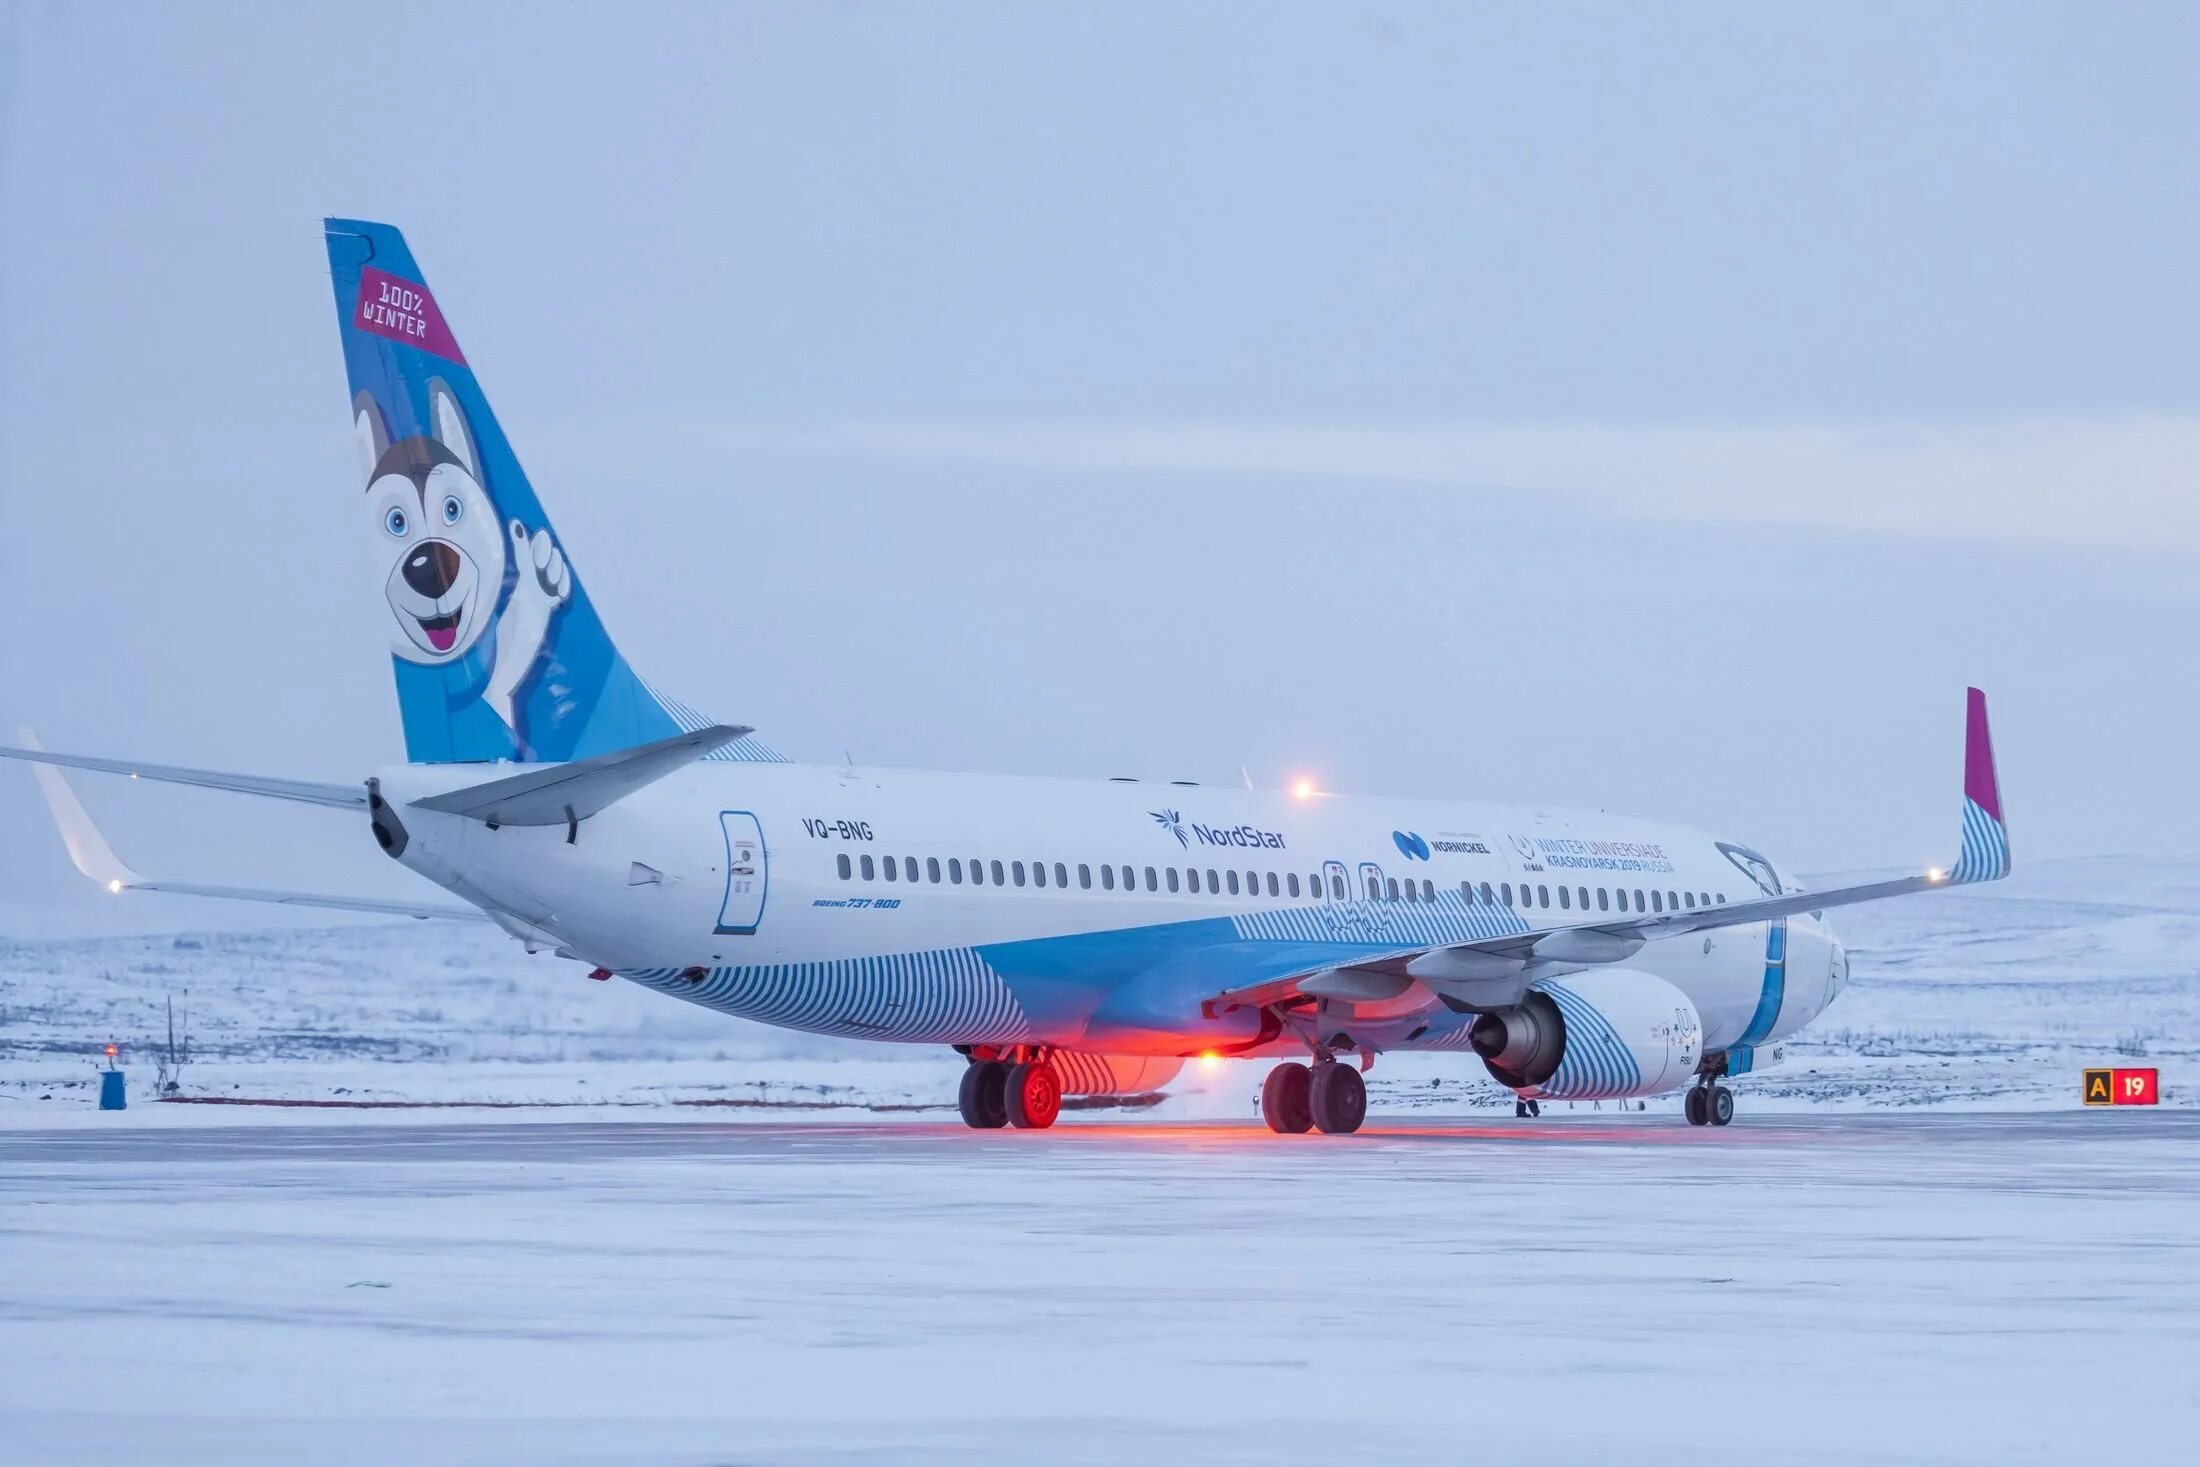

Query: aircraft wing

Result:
[1214,687,2009,1015]
[23,740,486,922]
[2,730,366,809]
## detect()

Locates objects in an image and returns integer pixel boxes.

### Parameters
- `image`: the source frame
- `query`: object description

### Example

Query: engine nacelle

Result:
[1469,970,1702,1101]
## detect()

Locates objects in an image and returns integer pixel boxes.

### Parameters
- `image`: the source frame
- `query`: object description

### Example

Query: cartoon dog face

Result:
[356,382,505,664]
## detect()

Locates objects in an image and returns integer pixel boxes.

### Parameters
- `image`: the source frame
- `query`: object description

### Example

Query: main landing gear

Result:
[1685,1078,1735,1127]
[1260,1054,1367,1135]
[957,1048,1062,1130]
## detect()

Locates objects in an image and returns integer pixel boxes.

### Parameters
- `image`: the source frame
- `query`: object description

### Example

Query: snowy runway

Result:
[4,1111,2194,1465]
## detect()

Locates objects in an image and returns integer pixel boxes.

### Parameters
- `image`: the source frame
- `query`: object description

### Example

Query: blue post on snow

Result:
[99,1070,126,1110]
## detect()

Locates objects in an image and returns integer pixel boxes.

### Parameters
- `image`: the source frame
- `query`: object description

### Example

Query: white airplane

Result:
[4,219,2012,1134]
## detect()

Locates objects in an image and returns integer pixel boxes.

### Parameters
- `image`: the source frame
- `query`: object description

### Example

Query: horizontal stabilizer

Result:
[25,743,482,921]
[3,731,365,809]
[407,724,749,827]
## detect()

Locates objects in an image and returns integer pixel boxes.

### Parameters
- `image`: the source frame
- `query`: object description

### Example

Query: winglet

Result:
[18,728,142,892]
[1947,688,2011,884]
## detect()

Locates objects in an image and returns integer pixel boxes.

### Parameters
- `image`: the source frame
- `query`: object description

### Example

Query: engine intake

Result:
[1469,991,1567,1089]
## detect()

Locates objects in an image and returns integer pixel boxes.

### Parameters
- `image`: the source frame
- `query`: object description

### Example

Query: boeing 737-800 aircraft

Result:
[5,219,2013,1134]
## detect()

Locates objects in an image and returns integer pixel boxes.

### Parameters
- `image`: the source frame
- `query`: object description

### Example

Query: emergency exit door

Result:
[715,811,768,935]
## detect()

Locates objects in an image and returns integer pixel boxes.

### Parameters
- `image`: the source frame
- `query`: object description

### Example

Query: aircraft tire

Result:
[1685,1087,1709,1126]
[1709,1085,1735,1127]
[1261,1062,1314,1134]
[1310,1061,1367,1135]
[1004,1060,1062,1130]
[958,1060,1009,1129]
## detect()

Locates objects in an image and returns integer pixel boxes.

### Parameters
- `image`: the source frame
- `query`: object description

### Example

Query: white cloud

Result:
[758,416,2200,552]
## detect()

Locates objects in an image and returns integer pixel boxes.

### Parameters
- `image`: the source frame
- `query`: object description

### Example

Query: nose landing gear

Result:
[1685,1078,1735,1127]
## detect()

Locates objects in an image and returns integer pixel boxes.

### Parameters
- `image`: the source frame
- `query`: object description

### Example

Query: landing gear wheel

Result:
[1261,1062,1314,1134]
[1685,1087,1709,1126]
[1309,1062,1368,1135]
[1004,1060,1062,1130]
[1709,1085,1735,1127]
[957,1059,1008,1129]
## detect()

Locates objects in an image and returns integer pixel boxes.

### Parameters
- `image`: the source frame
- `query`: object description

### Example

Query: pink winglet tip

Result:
[1964,687,2002,822]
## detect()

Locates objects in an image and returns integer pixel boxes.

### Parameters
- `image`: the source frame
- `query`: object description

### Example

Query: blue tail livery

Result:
[323,218,781,765]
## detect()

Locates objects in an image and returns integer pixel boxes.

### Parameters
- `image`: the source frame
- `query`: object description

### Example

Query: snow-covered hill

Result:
[3,855,2193,1113]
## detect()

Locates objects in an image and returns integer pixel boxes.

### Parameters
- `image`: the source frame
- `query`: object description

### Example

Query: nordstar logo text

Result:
[1152,810,1287,850]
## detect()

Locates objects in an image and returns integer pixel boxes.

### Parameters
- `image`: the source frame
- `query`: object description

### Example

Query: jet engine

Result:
[1468,970,1702,1101]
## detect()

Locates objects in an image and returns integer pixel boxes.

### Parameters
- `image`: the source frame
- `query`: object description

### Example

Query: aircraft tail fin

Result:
[323,218,783,766]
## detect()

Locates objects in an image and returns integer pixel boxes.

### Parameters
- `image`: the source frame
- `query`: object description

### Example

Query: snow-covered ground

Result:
[4,857,2194,1463]
[3,1113,2194,1465]
[2,854,2192,1116]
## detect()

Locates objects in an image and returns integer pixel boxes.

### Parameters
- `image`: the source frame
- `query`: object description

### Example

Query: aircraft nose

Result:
[402,540,462,599]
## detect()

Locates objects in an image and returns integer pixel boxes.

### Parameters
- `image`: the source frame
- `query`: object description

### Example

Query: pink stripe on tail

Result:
[1964,687,2002,822]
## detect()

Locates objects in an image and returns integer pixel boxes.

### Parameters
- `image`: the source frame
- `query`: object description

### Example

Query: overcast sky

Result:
[4,2,2198,935]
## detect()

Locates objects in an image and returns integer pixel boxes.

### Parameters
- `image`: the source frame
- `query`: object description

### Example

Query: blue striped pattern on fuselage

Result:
[623,947,1032,1043]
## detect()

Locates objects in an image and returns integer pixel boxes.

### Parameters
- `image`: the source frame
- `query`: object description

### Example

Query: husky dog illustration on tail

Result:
[355,380,570,740]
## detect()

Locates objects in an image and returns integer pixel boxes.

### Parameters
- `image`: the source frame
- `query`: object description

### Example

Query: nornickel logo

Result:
[1392,831,1432,861]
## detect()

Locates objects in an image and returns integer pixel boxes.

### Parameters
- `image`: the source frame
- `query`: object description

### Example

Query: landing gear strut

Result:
[1513,1097,1541,1118]
[957,1050,1062,1130]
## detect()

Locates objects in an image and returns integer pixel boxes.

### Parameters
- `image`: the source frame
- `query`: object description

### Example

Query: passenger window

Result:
[1100,864,1114,890]
[1501,883,1514,906]
[968,860,983,887]
[949,858,963,885]
[1121,865,1135,891]
[1144,866,1158,891]
[1634,888,1646,910]
[1266,872,1280,897]
[836,854,852,880]
[1386,877,1400,901]
[1330,873,1346,899]
[1226,871,1241,895]
[860,854,875,880]
[1287,873,1301,898]
[1078,864,1091,889]
[925,857,940,883]
[1207,868,1220,893]
[1651,890,1663,912]
[991,860,1006,886]
[1186,868,1202,894]
[1614,889,1628,912]
[1403,880,1417,903]
[1055,863,1069,888]
[1031,861,1046,889]
[1557,886,1570,910]
[1480,882,1495,905]
[882,857,897,882]
[1596,888,1609,911]
[1365,875,1380,900]
[1006,861,1022,887]
[1537,885,1550,907]
[1667,890,1679,911]
[1684,892,1696,909]
[1166,868,1181,893]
